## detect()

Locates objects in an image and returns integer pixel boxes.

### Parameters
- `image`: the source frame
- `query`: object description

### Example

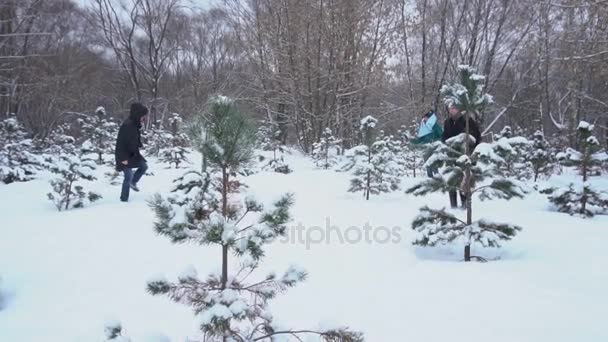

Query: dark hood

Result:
[129,102,149,122]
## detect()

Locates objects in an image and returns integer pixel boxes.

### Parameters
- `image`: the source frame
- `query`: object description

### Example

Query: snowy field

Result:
[1,151,607,342]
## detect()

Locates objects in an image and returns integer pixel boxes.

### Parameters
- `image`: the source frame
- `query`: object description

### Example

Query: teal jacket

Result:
[412,121,443,145]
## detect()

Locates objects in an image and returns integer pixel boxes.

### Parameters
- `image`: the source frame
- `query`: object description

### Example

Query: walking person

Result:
[115,103,149,202]
[442,104,481,208]
[411,109,443,177]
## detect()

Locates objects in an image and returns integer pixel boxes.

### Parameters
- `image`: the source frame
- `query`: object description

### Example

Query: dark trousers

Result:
[121,160,148,201]
[449,190,467,208]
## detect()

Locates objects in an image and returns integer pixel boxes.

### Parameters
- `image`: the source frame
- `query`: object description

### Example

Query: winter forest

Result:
[1,0,608,341]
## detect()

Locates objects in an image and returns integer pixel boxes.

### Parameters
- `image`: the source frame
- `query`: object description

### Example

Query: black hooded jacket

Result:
[115,103,148,170]
[442,115,482,147]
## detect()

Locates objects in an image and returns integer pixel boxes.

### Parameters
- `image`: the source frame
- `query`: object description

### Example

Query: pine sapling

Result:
[81,107,118,165]
[0,116,43,184]
[47,146,102,211]
[312,127,342,169]
[542,121,608,217]
[493,126,532,179]
[407,65,525,261]
[159,113,191,168]
[147,96,361,341]
[528,130,553,182]
[257,120,292,174]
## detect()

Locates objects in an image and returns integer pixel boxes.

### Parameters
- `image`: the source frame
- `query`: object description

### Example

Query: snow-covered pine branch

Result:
[412,206,522,253]
[103,320,131,342]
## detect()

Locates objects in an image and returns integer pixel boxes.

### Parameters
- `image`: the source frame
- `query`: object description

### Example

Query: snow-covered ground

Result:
[1,151,607,341]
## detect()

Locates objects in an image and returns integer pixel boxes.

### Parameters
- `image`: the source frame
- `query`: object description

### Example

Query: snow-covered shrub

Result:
[527,130,553,182]
[142,121,171,157]
[0,116,43,184]
[397,125,424,177]
[257,120,292,173]
[159,113,190,168]
[261,155,292,174]
[47,151,101,211]
[312,128,341,169]
[407,65,525,261]
[343,116,401,200]
[147,96,360,341]
[493,126,532,180]
[542,121,608,217]
[80,106,118,165]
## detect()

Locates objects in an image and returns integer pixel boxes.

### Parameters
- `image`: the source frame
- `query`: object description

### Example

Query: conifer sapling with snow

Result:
[47,142,101,211]
[406,65,525,262]
[312,127,342,169]
[148,96,361,341]
[492,126,531,180]
[0,115,42,184]
[257,120,292,174]
[528,130,553,182]
[343,116,401,200]
[542,121,608,217]
[159,113,190,168]
[81,106,118,165]
[398,125,424,177]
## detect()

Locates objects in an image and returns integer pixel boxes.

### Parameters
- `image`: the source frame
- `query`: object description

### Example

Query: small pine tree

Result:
[371,133,402,191]
[528,130,553,182]
[257,120,292,174]
[343,116,400,200]
[142,121,171,157]
[542,121,608,217]
[407,65,525,262]
[148,96,360,341]
[159,113,190,168]
[0,116,43,184]
[312,127,342,169]
[47,146,102,211]
[81,107,118,165]
[397,125,424,177]
[492,126,531,180]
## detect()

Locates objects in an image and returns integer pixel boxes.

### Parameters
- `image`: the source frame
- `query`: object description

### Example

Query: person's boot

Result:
[449,191,458,208]
[130,183,140,192]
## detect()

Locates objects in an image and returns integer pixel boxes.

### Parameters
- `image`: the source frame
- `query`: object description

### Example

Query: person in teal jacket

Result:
[411,110,443,177]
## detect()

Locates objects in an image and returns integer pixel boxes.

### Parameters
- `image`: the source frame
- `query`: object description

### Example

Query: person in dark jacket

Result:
[442,104,482,208]
[115,102,149,202]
